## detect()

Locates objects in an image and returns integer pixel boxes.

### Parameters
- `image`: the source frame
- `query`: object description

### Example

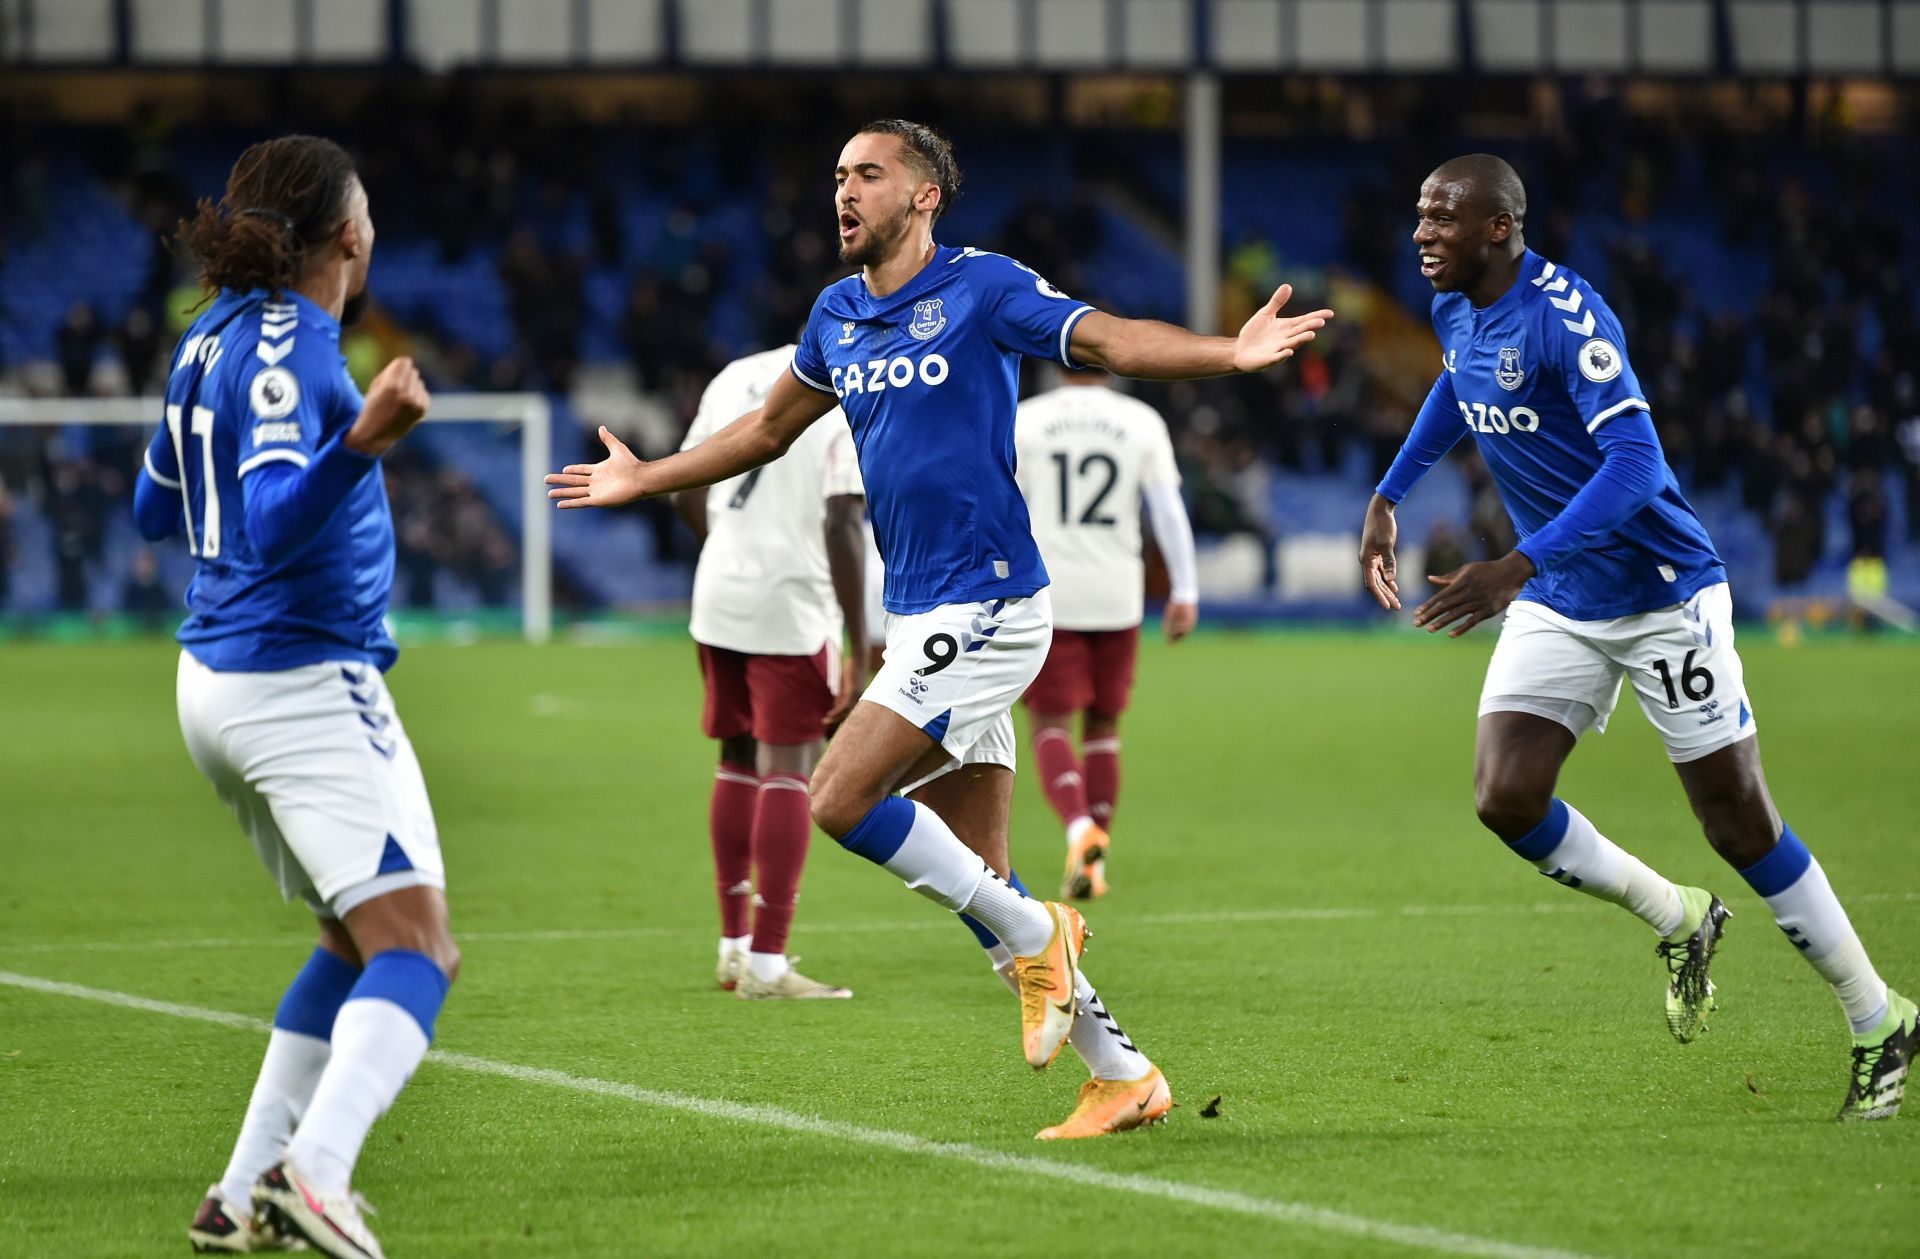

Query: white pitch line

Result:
[0,968,1595,1259]
[3,890,1913,957]
[0,900,1582,954]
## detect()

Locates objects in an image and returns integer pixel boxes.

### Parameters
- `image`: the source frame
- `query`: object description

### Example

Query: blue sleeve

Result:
[133,426,183,541]
[790,291,835,395]
[973,252,1095,367]
[1542,279,1648,434]
[242,434,380,566]
[1514,409,1666,574]
[235,346,375,565]
[235,352,331,479]
[1374,372,1466,504]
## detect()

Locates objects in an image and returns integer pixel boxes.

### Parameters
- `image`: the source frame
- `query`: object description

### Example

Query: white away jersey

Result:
[684,345,863,656]
[1015,382,1181,630]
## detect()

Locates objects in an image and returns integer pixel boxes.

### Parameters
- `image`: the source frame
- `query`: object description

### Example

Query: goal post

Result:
[0,392,554,644]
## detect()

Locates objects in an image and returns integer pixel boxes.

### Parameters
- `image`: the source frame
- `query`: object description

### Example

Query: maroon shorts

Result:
[1023,626,1140,719]
[698,643,834,746]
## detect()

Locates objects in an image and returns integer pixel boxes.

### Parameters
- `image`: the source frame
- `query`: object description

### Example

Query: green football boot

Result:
[1656,886,1730,1044]
[1838,990,1916,1122]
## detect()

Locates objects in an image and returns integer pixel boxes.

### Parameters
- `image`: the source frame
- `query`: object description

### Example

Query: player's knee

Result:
[1694,791,1775,867]
[1474,773,1552,841]
[808,771,866,839]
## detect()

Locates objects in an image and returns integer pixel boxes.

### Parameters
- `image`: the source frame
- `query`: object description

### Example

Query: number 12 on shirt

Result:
[1051,450,1119,527]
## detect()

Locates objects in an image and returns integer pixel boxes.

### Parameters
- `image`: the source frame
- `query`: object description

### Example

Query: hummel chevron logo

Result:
[256,339,295,366]
[1561,310,1596,336]
[1531,261,1558,286]
[1548,287,1583,314]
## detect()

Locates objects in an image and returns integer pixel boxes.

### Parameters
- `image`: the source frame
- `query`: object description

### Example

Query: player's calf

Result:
[260,886,454,1249]
[1732,826,1904,1106]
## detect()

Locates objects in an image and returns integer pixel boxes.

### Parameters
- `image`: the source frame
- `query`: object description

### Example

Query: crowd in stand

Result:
[1,82,1916,617]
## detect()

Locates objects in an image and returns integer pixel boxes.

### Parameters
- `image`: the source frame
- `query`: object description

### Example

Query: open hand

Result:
[1360,494,1400,611]
[1232,283,1335,374]
[546,426,650,510]
[1413,552,1536,637]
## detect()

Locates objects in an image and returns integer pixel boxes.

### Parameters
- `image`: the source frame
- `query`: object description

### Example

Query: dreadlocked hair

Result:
[175,134,358,299]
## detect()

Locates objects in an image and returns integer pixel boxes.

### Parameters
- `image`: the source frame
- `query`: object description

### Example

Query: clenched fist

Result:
[346,356,431,457]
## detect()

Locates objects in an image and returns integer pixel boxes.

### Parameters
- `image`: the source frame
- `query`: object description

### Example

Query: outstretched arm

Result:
[1069,283,1333,380]
[546,370,839,510]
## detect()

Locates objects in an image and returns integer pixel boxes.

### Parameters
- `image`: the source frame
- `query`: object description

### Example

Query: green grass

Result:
[1,630,1916,1258]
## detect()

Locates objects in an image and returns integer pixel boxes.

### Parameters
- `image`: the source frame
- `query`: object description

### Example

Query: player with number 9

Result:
[547,118,1332,1137]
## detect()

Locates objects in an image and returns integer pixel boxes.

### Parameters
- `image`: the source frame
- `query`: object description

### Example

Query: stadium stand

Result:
[2,79,1915,623]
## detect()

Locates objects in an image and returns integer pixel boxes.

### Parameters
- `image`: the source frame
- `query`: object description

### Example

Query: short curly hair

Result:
[856,119,962,221]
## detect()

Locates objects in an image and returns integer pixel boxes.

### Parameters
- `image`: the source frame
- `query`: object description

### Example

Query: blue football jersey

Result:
[790,245,1094,614]
[1394,250,1724,620]
[142,289,397,671]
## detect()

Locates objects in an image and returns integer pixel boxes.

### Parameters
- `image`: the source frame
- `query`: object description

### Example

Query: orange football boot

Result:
[1036,1067,1174,1140]
[1014,902,1089,1068]
[1061,824,1110,900]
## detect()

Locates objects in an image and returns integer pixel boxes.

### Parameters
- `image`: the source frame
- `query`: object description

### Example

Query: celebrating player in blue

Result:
[1361,154,1912,1120]
[135,135,457,1256]
[549,119,1331,1138]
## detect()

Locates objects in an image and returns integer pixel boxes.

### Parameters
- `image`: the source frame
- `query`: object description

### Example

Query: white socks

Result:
[984,947,1151,1080]
[284,998,430,1195]
[1067,975,1153,1081]
[1740,828,1889,1033]
[958,870,1053,955]
[873,800,1053,953]
[748,951,790,982]
[217,1030,330,1207]
[1517,799,1685,936]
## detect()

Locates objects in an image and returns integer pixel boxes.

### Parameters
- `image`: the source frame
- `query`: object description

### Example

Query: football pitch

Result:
[1,630,1915,1258]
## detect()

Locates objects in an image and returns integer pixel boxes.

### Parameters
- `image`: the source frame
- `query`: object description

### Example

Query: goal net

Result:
[0,392,554,643]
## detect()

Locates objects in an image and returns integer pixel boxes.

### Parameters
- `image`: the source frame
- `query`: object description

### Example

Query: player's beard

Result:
[839,199,912,268]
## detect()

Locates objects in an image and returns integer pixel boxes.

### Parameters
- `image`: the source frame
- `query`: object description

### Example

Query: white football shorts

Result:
[866,590,1053,789]
[176,651,445,916]
[1479,582,1756,763]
